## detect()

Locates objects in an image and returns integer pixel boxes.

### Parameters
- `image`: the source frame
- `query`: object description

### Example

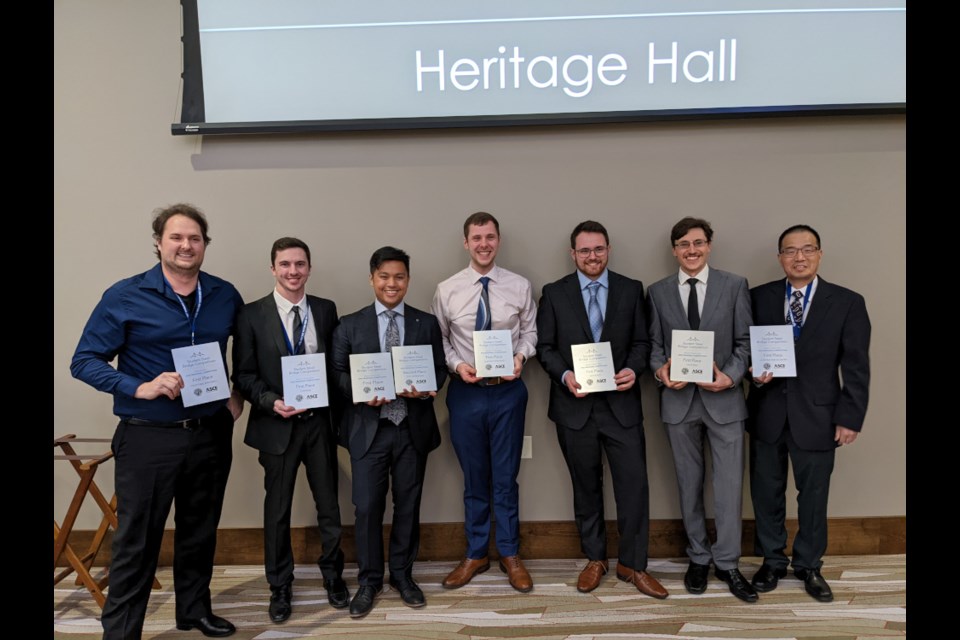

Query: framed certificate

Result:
[571,342,617,393]
[670,330,714,383]
[750,325,797,377]
[349,352,397,402]
[281,353,329,409]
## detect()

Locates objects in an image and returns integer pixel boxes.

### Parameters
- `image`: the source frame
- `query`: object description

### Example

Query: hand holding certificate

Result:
[750,325,797,378]
[571,342,617,393]
[473,329,514,378]
[281,353,329,409]
[171,342,231,407]
[670,330,714,383]
[391,345,438,394]
[349,352,397,402]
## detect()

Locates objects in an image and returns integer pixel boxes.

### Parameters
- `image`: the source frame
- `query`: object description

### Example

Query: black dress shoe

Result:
[349,584,383,618]
[715,568,759,603]
[175,613,236,637]
[268,584,292,623]
[324,577,351,609]
[751,564,788,593]
[684,562,710,595]
[389,576,427,608]
[794,567,834,602]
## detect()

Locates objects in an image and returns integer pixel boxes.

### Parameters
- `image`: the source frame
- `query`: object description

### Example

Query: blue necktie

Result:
[587,281,603,342]
[475,276,492,331]
[381,310,407,425]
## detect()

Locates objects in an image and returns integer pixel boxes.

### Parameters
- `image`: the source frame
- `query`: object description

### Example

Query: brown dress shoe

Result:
[616,563,669,599]
[499,555,533,593]
[577,559,609,593]
[442,557,490,589]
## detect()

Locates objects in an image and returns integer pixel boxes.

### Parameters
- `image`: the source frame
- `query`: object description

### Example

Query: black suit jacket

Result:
[747,278,870,451]
[536,270,650,429]
[233,293,340,456]
[331,304,447,459]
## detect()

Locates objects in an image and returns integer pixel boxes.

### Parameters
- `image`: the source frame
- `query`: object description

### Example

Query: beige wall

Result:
[55,1,905,530]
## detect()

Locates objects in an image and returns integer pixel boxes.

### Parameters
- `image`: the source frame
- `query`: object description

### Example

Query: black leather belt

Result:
[125,417,202,430]
[292,410,317,421]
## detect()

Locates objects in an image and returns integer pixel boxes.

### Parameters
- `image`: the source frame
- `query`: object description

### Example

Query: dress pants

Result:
[750,421,835,571]
[101,407,233,640]
[350,419,427,586]
[664,390,745,570]
[258,413,343,589]
[555,398,651,571]
[446,377,527,559]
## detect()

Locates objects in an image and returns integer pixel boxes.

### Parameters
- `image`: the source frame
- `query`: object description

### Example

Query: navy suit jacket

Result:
[232,293,340,456]
[536,270,650,429]
[331,303,447,459]
[747,277,871,451]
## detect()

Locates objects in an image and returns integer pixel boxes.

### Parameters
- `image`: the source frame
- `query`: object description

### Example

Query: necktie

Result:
[587,281,603,342]
[475,276,492,331]
[291,306,303,355]
[790,289,805,341]
[381,310,407,425]
[686,278,700,330]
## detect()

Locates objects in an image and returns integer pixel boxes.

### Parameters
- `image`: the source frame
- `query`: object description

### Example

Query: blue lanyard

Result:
[282,303,309,355]
[785,280,812,340]
[166,278,203,346]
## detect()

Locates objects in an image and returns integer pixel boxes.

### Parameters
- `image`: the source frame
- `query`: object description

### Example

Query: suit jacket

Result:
[536,270,649,429]
[233,293,340,456]
[747,277,870,450]
[331,303,447,459]
[647,267,751,425]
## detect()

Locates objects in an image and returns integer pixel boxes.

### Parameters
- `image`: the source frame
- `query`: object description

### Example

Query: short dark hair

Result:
[270,237,312,266]
[570,220,609,248]
[369,246,410,274]
[670,216,713,246]
[152,203,211,259]
[778,224,821,252]
[463,211,500,238]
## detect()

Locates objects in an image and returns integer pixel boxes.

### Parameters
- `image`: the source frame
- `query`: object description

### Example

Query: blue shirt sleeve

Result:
[70,285,144,399]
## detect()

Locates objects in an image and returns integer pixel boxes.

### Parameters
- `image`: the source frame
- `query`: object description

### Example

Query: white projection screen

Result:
[173,0,906,135]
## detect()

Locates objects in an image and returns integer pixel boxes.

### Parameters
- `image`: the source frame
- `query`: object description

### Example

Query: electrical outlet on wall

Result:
[521,436,533,459]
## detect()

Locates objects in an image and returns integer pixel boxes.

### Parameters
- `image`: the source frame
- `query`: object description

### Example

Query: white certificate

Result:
[473,329,515,377]
[349,352,397,402]
[281,353,329,409]
[171,342,231,407]
[391,345,438,394]
[750,325,797,377]
[571,342,617,393]
[670,330,715,383]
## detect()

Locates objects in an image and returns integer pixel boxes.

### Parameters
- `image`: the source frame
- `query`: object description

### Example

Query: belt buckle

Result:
[176,419,196,431]
[484,376,503,386]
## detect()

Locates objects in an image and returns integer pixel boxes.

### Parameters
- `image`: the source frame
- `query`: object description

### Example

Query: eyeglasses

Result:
[575,246,608,257]
[780,245,820,258]
[674,240,709,250]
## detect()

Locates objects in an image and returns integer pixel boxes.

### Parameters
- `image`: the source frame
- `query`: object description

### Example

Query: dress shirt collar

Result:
[787,275,819,300]
[578,268,609,291]
[374,300,405,317]
[273,288,306,316]
[677,264,710,285]
[468,263,502,284]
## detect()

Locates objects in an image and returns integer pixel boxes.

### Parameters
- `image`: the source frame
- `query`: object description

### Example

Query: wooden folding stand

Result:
[53,434,161,609]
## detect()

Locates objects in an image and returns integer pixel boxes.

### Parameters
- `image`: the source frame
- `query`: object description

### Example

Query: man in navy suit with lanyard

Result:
[233,237,349,623]
[748,224,870,602]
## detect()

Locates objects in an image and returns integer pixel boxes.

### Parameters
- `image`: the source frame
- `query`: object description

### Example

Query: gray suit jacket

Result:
[647,267,751,425]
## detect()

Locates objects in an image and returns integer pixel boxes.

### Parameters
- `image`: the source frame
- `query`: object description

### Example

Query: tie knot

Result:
[587,281,600,296]
[479,276,490,289]
[686,277,698,287]
[291,305,301,318]
[385,310,397,320]
[792,290,804,300]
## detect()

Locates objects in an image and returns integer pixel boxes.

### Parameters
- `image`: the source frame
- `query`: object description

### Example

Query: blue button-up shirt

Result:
[71,263,244,421]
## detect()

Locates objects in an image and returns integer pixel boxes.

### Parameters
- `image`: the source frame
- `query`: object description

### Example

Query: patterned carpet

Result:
[54,555,905,639]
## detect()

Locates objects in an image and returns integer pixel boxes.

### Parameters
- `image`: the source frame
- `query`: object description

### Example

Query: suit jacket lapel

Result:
[403,307,421,346]
[564,274,594,342]
[261,295,289,356]
[307,296,326,353]
[796,278,833,346]
[699,269,722,327]
[666,276,691,329]
[602,273,625,340]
